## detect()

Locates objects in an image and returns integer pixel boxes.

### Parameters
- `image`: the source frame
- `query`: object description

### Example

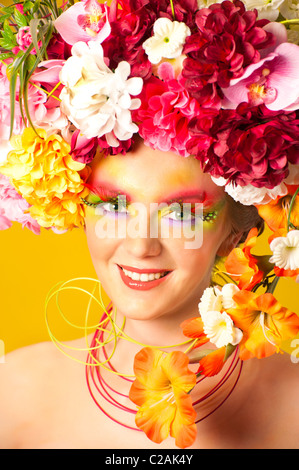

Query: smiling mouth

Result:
[117,265,172,289]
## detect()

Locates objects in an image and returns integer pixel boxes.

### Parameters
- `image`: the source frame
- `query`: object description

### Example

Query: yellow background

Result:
[0,0,298,357]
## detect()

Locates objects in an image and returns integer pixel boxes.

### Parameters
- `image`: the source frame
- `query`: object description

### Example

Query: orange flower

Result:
[196,347,227,377]
[129,347,197,449]
[228,290,299,360]
[224,227,266,290]
[255,185,299,232]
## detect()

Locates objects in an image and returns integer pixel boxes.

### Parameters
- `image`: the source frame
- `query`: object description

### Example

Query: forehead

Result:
[88,142,225,203]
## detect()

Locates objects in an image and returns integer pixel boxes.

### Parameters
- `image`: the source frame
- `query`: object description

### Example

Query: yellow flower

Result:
[0,127,89,231]
[129,347,197,449]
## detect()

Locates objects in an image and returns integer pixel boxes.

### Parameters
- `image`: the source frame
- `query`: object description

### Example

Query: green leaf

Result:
[29,18,43,61]
[1,6,15,15]
[0,38,15,50]
[224,343,236,362]
[14,7,28,28]
[31,0,41,15]
[9,69,18,138]
[0,52,14,60]
[0,14,12,25]
[23,1,34,14]
[3,19,16,42]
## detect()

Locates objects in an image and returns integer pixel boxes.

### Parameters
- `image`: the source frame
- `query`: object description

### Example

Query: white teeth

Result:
[121,268,168,282]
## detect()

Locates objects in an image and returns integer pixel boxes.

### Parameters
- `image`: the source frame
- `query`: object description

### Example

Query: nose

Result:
[123,205,163,258]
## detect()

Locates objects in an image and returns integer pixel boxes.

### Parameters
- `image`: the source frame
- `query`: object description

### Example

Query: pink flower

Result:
[133,63,202,156]
[31,59,65,85]
[222,42,299,111]
[13,26,42,55]
[0,174,40,234]
[71,130,99,163]
[54,0,111,45]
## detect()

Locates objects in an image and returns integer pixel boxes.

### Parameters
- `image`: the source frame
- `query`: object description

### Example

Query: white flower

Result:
[198,286,223,317]
[197,0,222,7]
[142,18,191,65]
[198,284,243,348]
[280,0,299,19]
[211,176,288,205]
[242,0,285,20]
[197,0,284,20]
[59,41,143,145]
[269,230,299,270]
[211,164,299,206]
[225,182,289,206]
[201,311,243,349]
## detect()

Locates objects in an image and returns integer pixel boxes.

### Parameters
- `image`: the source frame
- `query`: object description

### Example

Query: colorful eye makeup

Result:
[81,184,224,226]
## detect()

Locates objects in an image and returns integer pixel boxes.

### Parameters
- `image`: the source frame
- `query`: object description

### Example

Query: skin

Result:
[0,141,298,449]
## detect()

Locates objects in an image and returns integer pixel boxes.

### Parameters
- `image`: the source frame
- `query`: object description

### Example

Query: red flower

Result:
[46,33,72,61]
[188,104,299,189]
[97,135,134,156]
[182,0,274,106]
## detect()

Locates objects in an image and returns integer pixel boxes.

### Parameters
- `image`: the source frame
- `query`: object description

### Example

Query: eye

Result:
[162,203,199,223]
[164,207,193,222]
[161,203,219,225]
[99,200,128,214]
[81,196,129,216]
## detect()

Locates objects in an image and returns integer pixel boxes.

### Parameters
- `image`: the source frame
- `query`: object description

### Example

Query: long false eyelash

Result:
[81,197,105,207]
[81,197,219,222]
[81,196,126,207]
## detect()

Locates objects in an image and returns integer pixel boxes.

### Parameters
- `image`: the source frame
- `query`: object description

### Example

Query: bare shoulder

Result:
[261,352,299,448]
[0,338,88,448]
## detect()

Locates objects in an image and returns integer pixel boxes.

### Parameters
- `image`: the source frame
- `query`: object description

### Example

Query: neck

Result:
[87,303,249,431]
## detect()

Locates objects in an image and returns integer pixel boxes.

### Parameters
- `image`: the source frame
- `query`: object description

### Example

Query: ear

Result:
[216,231,243,257]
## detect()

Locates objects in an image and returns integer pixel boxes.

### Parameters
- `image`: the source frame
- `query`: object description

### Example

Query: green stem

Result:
[287,186,299,232]
[266,276,280,295]
[280,19,299,25]
[169,0,176,20]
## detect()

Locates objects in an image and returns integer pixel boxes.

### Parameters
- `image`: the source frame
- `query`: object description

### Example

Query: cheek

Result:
[84,217,119,267]
[170,220,228,282]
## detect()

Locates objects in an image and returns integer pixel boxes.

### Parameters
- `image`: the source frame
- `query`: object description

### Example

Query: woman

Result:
[0,139,299,449]
[0,0,299,449]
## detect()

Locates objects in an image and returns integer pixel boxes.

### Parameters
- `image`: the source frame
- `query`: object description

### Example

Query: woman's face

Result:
[84,141,234,322]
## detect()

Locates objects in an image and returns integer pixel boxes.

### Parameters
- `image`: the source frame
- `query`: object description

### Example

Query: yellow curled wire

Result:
[45,277,196,378]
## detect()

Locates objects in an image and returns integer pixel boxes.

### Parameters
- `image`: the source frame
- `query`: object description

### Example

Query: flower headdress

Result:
[1,0,299,449]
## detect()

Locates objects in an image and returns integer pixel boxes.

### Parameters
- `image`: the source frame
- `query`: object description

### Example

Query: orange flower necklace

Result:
[85,305,243,448]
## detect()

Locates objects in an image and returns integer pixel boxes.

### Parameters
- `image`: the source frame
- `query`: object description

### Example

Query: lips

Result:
[117,264,172,291]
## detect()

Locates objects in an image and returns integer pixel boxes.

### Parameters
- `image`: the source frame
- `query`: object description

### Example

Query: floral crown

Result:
[1,0,299,449]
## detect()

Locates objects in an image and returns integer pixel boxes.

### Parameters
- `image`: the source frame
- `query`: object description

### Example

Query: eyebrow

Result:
[84,182,132,202]
[85,182,217,206]
[158,190,208,205]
